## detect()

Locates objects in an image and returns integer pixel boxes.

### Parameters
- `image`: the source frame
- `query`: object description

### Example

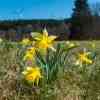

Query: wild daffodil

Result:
[66,41,77,49]
[34,28,57,51]
[22,67,42,86]
[21,38,32,46]
[23,47,36,61]
[76,50,93,66]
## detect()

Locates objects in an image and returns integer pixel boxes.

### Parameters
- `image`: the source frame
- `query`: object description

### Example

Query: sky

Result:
[0,0,99,20]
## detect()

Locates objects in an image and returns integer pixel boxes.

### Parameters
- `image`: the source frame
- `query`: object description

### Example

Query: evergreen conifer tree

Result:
[70,0,92,39]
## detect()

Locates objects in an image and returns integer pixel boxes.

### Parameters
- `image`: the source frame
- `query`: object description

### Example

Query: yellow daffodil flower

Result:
[66,41,77,49]
[21,38,32,46]
[76,50,93,66]
[23,47,36,61]
[34,28,57,51]
[22,67,42,86]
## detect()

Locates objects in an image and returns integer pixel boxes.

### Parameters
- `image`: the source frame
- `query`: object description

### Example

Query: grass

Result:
[0,41,100,100]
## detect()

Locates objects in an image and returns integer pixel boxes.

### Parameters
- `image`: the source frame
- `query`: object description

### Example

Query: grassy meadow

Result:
[0,39,100,100]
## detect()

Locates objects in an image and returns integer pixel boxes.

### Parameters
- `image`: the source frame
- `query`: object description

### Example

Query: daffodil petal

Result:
[43,28,48,37]
[48,36,57,41]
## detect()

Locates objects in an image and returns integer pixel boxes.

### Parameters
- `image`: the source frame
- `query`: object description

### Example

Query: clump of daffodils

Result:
[20,28,57,86]
[22,66,42,86]
[19,28,96,88]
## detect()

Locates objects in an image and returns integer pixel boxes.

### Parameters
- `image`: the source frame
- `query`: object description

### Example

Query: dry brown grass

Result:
[0,41,100,100]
